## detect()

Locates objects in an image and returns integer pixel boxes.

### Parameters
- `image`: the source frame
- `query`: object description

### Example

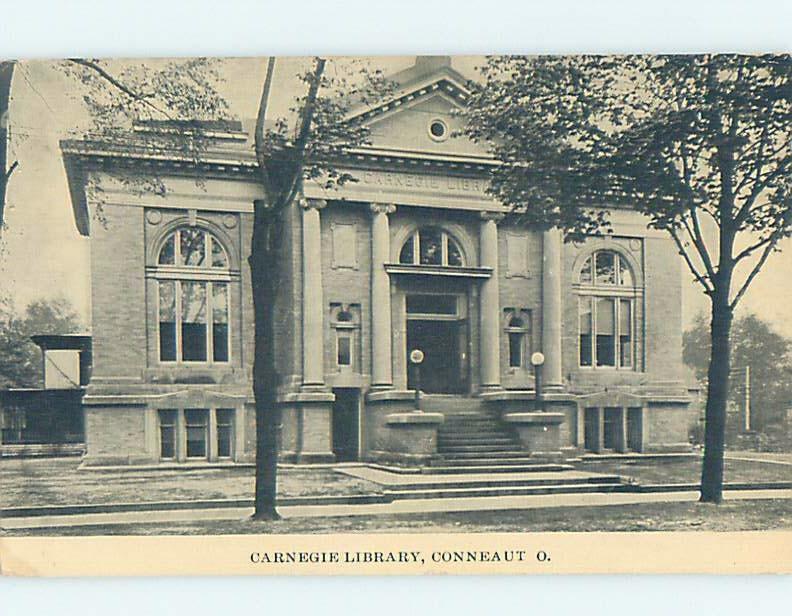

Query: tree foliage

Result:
[0,297,82,389]
[464,54,791,503]
[684,313,792,430]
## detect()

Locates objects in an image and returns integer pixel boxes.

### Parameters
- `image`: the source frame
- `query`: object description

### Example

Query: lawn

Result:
[6,498,792,535]
[0,458,382,510]
[575,454,792,485]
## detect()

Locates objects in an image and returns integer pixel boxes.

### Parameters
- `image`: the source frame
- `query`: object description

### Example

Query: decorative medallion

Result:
[223,214,238,229]
[145,209,162,225]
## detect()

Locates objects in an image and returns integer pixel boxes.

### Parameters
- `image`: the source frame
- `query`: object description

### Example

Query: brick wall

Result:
[90,203,147,380]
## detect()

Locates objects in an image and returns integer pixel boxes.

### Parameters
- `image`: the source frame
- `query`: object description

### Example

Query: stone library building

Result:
[61,57,696,467]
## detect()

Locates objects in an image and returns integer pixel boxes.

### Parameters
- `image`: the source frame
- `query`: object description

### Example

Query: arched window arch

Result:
[578,249,637,370]
[399,227,465,267]
[156,226,231,364]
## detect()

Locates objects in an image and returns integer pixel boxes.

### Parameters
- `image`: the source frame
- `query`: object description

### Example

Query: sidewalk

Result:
[3,487,792,531]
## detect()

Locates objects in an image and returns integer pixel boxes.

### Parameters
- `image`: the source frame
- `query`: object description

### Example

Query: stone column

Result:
[370,203,396,389]
[542,228,563,389]
[301,198,327,388]
[479,212,503,391]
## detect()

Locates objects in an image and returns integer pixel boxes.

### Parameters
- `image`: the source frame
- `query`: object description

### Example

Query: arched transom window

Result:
[578,250,637,369]
[156,227,231,364]
[399,227,464,267]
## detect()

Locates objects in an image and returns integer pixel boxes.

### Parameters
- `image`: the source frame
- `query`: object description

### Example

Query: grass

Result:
[7,498,792,535]
[574,454,792,485]
[0,458,382,510]
[2,454,790,512]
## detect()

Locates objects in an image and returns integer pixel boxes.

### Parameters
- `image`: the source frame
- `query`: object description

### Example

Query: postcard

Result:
[0,54,790,576]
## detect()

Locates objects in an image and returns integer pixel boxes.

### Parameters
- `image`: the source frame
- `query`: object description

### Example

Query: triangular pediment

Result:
[346,58,492,160]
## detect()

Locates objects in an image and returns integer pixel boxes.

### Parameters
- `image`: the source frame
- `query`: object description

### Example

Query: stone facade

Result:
[62,57,696,467]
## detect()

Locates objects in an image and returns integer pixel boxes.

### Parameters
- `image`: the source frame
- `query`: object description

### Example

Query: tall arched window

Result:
[399,227,464,267]
[578,250,636,369]
[156,226,231,363]
[504,308,531,369]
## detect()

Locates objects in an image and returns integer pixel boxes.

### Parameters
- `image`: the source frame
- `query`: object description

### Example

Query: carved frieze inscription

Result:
[359,170,488,195]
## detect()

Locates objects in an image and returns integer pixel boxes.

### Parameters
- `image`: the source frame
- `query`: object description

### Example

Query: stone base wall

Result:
[645,402,698,452]
[278,397,335,463]
[82,405,157,466]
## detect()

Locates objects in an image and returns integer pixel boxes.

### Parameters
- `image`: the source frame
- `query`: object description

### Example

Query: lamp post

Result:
[409,348,425,412]
[531,351,545,412]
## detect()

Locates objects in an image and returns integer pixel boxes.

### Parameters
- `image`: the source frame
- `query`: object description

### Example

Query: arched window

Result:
[399,227,464,267]
[504,309,531,369]
[578,250,636,369]
[156,227,231,364]
[330,304,360,371]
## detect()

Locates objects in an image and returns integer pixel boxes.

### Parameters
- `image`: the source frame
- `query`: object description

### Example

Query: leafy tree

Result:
[684,312,792,432]
[65,57,392,519]
[0,297,82,388]
[464,54,791,502]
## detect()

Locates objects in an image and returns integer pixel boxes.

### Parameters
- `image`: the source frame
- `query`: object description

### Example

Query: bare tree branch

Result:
[669,226,714,294]
[279,57,326,209]
[253,57,277,205]
[733,233,777,264]
[68,58,174,120]
[5,159,18,180]
[730,232,784,309]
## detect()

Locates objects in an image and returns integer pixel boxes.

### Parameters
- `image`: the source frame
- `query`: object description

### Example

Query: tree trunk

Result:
[0,61,15,232]
[699,290,733,503]
[249,204,284,520]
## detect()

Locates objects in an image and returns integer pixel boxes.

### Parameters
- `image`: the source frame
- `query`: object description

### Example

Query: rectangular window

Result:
[212,283,229,362]
[596,297,616,367]
[181,282,207,361]
[216,409,235,458]
[584,407,600,452]
[159,281,177,362]
[185,409,208,458]
[619,299,633,368]
[158,409,177,459]
[406,294,457,315]
[579,297,593,367]
[508,332,523,368]
[337,333,352,367]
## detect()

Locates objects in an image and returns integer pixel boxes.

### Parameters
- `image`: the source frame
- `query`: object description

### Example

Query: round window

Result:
[428,119,448,141]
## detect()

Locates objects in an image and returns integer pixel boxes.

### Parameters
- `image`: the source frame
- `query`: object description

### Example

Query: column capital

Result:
[480,211,505,223]
[370,202,396,215]
[300,198,327,211]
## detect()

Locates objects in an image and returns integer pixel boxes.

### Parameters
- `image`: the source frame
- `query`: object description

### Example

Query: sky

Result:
[1,56,790,337]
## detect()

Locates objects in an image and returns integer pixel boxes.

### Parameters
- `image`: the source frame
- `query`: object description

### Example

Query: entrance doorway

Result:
[405,293,468,394]
[332,388,359,461]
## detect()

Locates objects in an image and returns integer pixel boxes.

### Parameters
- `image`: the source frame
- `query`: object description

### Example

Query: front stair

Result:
[425,394,547,470]
[339,396,630,500]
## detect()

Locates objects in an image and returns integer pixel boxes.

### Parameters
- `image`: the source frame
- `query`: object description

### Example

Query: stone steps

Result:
[384,482,629,501]
[432,396,526,463]
[386,474,623,492]
[438,437,515,445]
[430,456,546,467]
[438,444,520,453]
[422,463,574,475]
